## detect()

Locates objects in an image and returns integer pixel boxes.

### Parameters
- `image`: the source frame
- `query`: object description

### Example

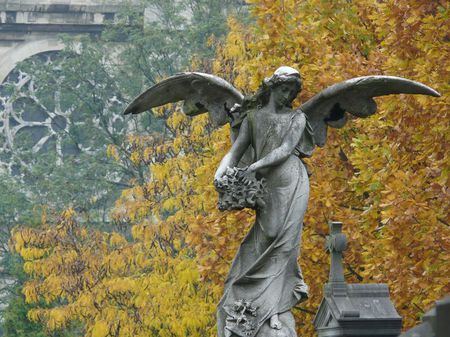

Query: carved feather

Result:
[299,75,440,148]
[124,72,244,127]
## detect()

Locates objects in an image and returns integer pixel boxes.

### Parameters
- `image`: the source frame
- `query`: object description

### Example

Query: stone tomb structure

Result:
[313,222,402,337]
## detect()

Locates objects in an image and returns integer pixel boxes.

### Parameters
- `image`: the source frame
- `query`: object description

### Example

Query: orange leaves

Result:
[213,0,450,335]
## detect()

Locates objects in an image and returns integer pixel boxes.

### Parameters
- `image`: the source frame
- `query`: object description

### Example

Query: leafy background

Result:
[1,0,449,336]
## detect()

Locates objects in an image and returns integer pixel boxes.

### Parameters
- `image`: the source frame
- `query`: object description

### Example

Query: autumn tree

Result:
[4,0,246,335]
[10,1,449,336]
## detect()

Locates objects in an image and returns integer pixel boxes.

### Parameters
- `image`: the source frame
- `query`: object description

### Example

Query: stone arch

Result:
[0,37,64,83]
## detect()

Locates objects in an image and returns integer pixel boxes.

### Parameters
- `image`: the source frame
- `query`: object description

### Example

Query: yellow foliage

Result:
[106,144,120,161]
[22,282,39,303]
[109,232,127,247]
[92,320,109,337]
[27,308,41,322]
[47,308,68,329]
[10,1,449,336]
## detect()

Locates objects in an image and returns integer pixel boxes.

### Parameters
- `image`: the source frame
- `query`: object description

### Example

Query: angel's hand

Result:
[246,164,257,173]
[214,166,229,184]
[236,166,254,185]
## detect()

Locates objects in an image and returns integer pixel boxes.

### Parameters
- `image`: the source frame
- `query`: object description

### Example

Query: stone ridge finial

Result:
[326,221,348,284]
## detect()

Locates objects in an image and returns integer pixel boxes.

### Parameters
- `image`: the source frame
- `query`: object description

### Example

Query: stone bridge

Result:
[0,0,130,83]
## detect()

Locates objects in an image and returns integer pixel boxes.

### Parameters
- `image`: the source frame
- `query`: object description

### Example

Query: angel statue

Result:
[124,66,440,337]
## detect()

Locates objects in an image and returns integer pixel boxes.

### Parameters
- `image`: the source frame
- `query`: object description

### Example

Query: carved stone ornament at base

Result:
[224,299,258,336]
[224,310,297,337]
[124,66,440,337]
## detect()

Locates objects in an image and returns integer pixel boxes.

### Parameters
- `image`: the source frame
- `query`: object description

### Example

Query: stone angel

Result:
[124,67,440,337]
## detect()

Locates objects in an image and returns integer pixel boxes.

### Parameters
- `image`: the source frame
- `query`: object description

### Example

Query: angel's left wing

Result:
[296,76,440,157]
[124,72,244,127]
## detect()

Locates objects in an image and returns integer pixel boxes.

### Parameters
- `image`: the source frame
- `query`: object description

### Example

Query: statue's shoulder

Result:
[291,109,306,124]
[230,104,257,128]
[294,108,306,117]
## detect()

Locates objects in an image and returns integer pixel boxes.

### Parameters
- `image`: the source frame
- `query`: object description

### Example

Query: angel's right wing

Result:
[124,72,244,127]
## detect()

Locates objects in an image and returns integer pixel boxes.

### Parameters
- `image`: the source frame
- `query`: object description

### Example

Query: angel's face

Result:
[271,82,300,109]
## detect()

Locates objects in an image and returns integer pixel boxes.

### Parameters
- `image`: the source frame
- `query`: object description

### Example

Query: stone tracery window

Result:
[0,51,125,174]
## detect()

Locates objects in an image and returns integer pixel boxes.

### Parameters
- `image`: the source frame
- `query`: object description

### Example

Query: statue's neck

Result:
[265,100,280,114]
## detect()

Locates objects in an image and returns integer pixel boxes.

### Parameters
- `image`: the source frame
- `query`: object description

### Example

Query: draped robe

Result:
[217,110,309,337]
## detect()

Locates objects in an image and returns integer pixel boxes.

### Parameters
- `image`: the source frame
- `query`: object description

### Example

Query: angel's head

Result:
[243,66,302,111]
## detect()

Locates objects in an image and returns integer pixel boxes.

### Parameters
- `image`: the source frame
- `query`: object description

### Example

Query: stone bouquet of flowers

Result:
[214,167,267,211]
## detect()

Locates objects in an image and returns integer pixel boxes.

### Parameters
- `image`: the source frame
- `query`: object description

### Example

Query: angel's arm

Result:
[215,118,251,180]
[248,113,306,173]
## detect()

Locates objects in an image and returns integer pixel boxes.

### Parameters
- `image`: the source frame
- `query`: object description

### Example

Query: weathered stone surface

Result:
[215,166,267,211]
[0,0,126,13]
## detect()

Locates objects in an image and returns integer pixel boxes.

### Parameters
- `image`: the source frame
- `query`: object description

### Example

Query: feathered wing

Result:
[124,72,244,127]
[295,76,440,157]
